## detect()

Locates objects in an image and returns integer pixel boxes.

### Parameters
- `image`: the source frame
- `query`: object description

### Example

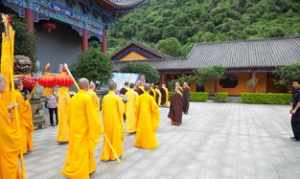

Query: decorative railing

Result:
[4,0,105,36]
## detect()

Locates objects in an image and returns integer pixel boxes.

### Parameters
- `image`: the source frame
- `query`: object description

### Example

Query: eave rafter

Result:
[94,0,147,11]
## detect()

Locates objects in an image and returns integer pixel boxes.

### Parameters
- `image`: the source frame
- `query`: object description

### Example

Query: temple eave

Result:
[95,0,146,10]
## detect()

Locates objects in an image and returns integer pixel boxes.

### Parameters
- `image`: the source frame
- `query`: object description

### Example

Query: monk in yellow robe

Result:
[135,84,160,149]
[160,83,169,106]
[125,83,139,133]
[0,75,26,179]
[154,85,162,106]
[42,64,54,97]
[14,79,33,154]
[135,82,144,95]
[88,81,102,137]
[87,81,102,173]
[56,86,71,143]
[149,84,156,99]
[63,78,99,179]
[101,80,124,161]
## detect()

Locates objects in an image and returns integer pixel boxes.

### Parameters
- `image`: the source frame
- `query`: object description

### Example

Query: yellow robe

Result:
[125,89,139,133]
[135,92,160,149]
[42,87,53,97]
[62,90,99,179]
[15,91,33,154]
[0,97,25,179]
[87,89,102,173]
[155,89,162,106]
[57,87,71,143]
[101,91,124,161]
[150,88,156,99]
[162,87,169,106]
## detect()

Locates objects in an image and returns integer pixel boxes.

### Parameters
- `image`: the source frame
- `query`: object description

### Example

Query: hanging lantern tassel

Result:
[38,75,57,88]
[56,74,74,87]
[22,75,37,90]
[42,22,56,33]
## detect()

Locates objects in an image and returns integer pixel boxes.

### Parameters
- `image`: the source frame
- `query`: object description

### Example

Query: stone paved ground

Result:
[25,102,300,179]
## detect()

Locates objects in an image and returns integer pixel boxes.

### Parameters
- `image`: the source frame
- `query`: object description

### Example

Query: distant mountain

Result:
[109,0,300,57]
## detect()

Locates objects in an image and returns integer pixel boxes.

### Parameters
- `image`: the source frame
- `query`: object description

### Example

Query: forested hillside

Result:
[109,0,300,57]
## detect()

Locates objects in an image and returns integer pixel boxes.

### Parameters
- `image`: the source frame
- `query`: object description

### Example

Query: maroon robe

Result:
[168,92,183,126]
[182,87,190,114]
[160,87,167,106]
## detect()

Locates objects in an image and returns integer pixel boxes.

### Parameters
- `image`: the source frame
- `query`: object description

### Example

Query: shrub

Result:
[240,93,292,105]
[169,92,208,102]
[72,48,112,85]
[274,62,300,87]
[190,92,209,102]
[215,92,228,102]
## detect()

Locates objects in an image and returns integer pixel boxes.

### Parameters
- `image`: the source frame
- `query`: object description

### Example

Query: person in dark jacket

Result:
[290,80,300,141]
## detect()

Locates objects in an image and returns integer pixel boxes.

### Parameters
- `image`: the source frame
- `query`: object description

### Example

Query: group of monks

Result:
[0,68,189,179]
[61,78,162,178]
[0,75,33,179]
[168,81,190,126]
[120,81,170,107]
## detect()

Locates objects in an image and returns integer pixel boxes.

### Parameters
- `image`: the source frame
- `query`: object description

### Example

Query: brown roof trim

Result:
[111,42,177,61]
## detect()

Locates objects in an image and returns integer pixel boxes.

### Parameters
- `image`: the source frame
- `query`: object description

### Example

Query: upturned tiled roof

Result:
[95,0,147,10]
[113,37,300,71]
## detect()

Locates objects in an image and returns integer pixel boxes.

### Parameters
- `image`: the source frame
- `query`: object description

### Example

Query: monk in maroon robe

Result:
[168,86,183,126]
[182,82,190,114]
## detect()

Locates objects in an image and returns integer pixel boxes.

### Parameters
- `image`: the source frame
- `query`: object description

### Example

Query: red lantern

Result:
[22,75,37,90]
[56,74,74,87]
[38,75,57,88]
[42,22,56,33]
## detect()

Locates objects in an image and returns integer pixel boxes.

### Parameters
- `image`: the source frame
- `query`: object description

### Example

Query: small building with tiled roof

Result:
[112,37,300,95]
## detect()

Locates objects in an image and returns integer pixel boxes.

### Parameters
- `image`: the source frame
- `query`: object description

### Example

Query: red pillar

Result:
[81,29,89,51]
[252,71,257,93]
[101,28,108,54]
[25,9,34,33]
[160,72,166,85]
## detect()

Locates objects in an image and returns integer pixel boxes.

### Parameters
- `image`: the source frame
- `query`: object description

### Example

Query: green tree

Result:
[13,16,36,63]
[72,48,112,85]
[109,0,300,57]
[156,37,182,57]
[121,63,159,84]
[274,62,300,87]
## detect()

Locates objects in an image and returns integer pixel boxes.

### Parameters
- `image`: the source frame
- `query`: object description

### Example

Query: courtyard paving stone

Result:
[25,103,299,179]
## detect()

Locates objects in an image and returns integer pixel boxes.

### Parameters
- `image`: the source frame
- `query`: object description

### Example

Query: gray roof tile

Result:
[113,37,300,71]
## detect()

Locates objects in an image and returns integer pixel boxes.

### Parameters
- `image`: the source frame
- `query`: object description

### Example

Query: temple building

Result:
[112,37,300,95]
[0,0,146,69]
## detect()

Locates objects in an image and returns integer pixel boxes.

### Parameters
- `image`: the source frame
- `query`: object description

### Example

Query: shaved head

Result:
[78,78,89,90]
[108,80,117,91]
[144,83,150,91]
[0,74,5,93]
[90,81,96,90]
